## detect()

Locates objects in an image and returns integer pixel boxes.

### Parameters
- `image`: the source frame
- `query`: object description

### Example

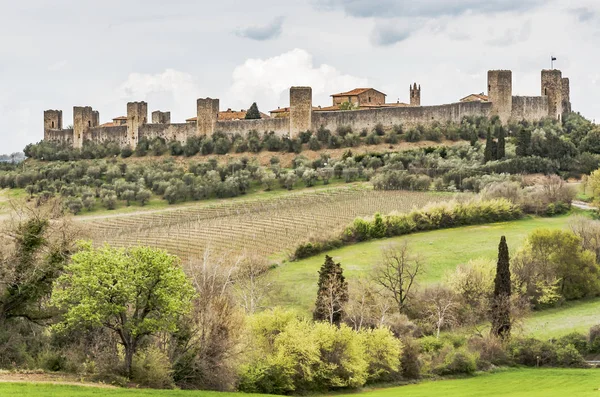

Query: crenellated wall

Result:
[215,117,290,136]
[511,96,549,122]
[311,101,492,132]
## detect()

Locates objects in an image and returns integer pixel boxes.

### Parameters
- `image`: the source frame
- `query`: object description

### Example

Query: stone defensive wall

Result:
[510,96,549,122]
[139,123,196,143]
[215,117,290,136]
[42,69,570,149]
[85,126,128,146]
[311,101,493,132]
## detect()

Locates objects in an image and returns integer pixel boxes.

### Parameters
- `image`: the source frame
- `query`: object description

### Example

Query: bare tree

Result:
[173,249,244,391]
[420,285,458,338]
[345,278,395,331]
[570,216,600,260]
[321,271,347,325]
[372,242,422,314]
[232,255,275,314]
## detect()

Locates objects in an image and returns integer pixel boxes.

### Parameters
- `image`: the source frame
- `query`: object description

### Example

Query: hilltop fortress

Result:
[44,69,571,149]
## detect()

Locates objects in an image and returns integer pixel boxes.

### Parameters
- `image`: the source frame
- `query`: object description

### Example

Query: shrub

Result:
[556,344,586,367]
[433,346,478,375]
[589,325,600,353]
[131,347,174,389]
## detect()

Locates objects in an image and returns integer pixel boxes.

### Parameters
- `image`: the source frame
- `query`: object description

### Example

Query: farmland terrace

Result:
[79,185,459,262]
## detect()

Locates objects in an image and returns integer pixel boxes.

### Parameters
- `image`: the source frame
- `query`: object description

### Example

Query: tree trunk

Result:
[124,343,134,378]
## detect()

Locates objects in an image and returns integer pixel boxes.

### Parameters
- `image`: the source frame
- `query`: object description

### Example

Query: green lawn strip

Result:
[1,368,599,397]
[522,298,600,339]
[339,368,600,397]
[274,214,574,312]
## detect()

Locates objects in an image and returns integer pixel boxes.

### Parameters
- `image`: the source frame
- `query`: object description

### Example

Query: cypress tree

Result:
[245,103,261,120]
[491,236,511,339]
[313,255,348,325]
[515,128,531,157]
[484,130,495,163]
[496,125,506,159]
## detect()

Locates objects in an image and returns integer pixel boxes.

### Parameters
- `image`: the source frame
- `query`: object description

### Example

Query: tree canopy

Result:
[52,243,195,376]
[245,103,261,120]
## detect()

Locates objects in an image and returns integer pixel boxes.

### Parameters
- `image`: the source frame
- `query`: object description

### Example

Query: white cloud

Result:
[226,48,368,111]
[118,69,201,120]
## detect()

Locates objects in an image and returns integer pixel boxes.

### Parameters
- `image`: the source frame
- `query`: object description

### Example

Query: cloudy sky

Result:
[2,0,600,153]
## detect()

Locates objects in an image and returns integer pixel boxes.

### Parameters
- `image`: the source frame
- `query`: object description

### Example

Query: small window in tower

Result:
[51,121,54,128]
[88,120,91,127]
[545,88,548,95]
[488,85,491,92]
[368,96,371,103]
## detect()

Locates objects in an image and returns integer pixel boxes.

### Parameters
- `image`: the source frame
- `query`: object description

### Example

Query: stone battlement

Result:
[43,69,571,149]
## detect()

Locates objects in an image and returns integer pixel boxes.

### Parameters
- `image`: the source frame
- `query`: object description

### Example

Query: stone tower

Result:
[487,70,513,124]
[196,98,219,136]
[127,101,148,147]
[289,86,312,137]
[541,69,563,120]
[410,83,421,106]
[73,106,97,149]
[43,110,62,131]
[152,110,171,124]
[561,77,571,114]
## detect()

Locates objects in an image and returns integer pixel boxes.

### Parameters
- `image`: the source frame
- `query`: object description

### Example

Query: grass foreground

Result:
[1,368,599,397]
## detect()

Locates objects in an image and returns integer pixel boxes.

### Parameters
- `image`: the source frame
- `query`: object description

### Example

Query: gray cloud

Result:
[486,20,532,47]
[571,7,597,22]
[315,0,542,18]
[370,23,413,46]
[235,16,284,41]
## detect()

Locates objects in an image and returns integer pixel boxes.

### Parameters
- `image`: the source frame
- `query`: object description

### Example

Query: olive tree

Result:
[51,243,195,377]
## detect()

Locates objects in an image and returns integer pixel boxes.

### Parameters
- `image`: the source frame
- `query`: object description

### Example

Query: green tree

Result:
[314,255,348,325]
[513,229,600,305]
[515,127,532,157]
[0,212,72,325]
[52,243,195,377]
[245,102,261,119]
[491,236,511,339]
[484,130,496,163]
[496,125,506,159]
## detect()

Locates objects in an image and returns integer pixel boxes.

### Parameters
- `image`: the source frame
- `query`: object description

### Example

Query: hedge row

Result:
[292,199,523,260]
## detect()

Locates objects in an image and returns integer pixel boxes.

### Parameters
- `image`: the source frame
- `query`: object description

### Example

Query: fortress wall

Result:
[139,123,196,143]
[511,96,548,122]
[45,129,73,145]
[311,101,492,131]
[216,117,290,136]
[86,126,128,146]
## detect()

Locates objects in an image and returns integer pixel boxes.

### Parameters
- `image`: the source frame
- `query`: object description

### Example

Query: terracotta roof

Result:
[331,88,387,97]
[460,93,489,102]
[186,109,270,122]
[269,106,331,113]
[112,116,127,121]
[99,122,116,127]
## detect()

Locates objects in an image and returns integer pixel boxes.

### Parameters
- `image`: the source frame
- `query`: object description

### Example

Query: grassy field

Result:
[277,214,575,311]
[1,369,599,396]
[523,298,600,339]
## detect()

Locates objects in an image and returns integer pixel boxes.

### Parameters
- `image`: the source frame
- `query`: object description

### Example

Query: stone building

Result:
[331,88,386,107]
[43,69,572,150]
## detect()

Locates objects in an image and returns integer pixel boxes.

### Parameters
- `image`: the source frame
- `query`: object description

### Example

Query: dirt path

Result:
[0,372,116,388]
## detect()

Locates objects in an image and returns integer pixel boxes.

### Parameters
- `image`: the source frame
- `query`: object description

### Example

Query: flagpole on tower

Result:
[551,55,557,70]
